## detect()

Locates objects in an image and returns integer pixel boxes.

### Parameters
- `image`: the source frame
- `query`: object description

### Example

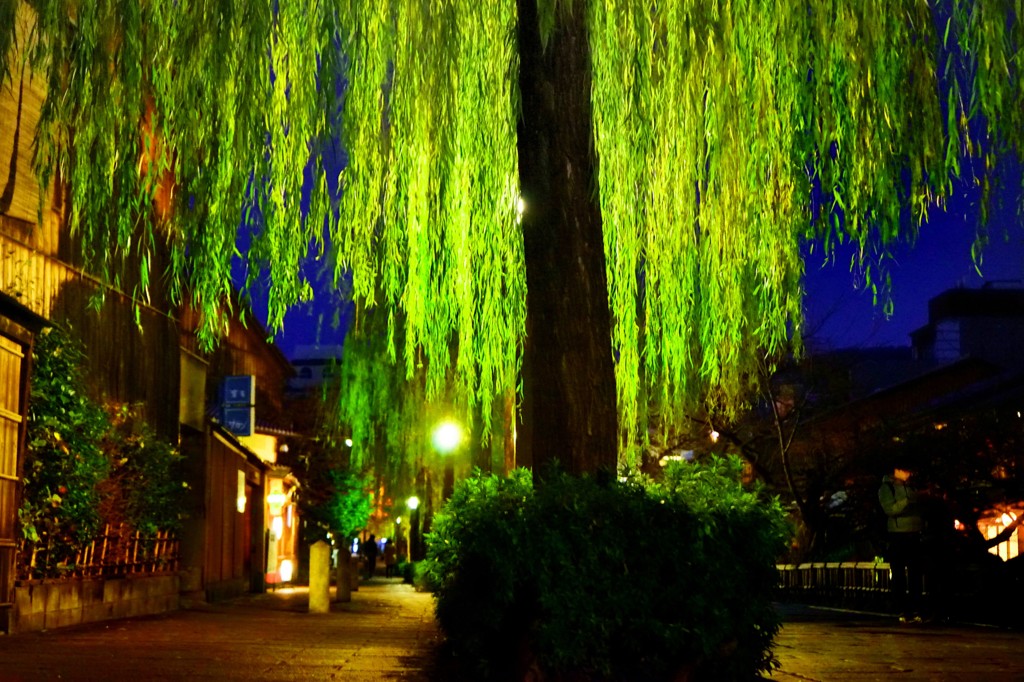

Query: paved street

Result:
[770,604,1024,681]
[0,579,439,681]
[1,583,1023,681]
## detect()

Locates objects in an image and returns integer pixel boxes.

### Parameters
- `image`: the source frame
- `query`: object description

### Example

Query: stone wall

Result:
[10,575,179,633]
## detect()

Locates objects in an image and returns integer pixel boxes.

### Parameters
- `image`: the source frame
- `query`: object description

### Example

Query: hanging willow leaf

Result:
[5,0,1022,466]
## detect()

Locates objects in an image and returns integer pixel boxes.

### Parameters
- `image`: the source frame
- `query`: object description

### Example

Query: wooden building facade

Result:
[0,0,301,623]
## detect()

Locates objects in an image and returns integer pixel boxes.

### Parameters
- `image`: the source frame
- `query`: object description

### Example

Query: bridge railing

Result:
[776,562,892,607]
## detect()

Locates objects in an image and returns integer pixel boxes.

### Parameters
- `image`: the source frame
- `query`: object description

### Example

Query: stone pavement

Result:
[769,603,1024,682]
[2,583,1024,681]
[0,577,440,681]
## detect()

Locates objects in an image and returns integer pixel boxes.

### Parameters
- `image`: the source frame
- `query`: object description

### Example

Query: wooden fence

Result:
[18,524,179,580]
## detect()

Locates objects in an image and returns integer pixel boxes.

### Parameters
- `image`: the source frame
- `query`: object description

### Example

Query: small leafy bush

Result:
[102,404,187,534]
[20,325,186,578]
[20,326,110,572]
[424,458,789,681]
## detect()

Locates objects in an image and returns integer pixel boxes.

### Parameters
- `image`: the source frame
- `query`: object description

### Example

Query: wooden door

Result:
[0,334,27,622]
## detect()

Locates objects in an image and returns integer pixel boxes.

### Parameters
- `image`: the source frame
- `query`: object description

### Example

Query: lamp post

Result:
[433,420,463,500]
[407,495,421,562]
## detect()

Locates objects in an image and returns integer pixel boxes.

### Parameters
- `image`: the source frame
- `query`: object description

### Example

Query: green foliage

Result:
[424,460,789,681]
[103,405,187,535]
[7,2,1024,463]
[298,465,372,546]
[0,0,15,86]
[331,304,416,473]
[20,325,184,578]
[21,326,109,567]
[282,395,373,547]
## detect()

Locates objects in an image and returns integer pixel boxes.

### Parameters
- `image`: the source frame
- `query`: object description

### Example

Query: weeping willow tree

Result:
[329,303,423,505]
[3,1,1023,474]
[331,299,513,518]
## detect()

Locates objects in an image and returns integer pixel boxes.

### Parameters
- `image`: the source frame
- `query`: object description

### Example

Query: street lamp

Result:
[407,496,421,562]
[433,420,463,501]
[432,420,462,453]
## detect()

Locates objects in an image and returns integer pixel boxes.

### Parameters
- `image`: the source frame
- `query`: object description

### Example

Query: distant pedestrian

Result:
[383,539,398,578]
[362,533,379,578]
[879,466,924,622]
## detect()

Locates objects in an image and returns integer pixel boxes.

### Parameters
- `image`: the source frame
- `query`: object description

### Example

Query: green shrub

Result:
[20,325,186,578]
[423,459,789,681]
[103,404,187,534]
[297,466,372,545]
[20,326,110,574]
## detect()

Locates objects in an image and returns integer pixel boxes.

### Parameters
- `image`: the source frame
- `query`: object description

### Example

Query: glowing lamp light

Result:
[279,559,294,583]
[267,491,287,515]
[432,420,463,453]
[345,438,353,447]
[710,430,720,443]
[271,516,284,539]
[396,516,402,525]
[407,496,420,511]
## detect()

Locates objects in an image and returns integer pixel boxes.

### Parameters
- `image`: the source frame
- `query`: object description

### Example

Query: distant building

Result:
[288,344,344,394]
[910,282,1024,369]
[790,283,1024,565]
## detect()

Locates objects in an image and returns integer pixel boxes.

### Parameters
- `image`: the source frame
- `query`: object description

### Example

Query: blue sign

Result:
[221,375,255,406]
[222,406,255,437]
[219,375,255,436]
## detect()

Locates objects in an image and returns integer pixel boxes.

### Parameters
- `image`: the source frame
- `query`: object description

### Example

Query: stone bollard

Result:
[308,540,331,613]
[351,555,360,591]
[334,551,352,603]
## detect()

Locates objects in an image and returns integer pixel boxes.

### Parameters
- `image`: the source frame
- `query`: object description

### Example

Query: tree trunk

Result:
[516,0,618,476]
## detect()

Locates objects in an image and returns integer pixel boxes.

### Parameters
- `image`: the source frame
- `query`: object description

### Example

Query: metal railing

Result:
[776,561,891,605]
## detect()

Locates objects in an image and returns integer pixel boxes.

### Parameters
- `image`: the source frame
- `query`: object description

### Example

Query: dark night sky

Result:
[251,275,351,360]
[804,177,1024,351]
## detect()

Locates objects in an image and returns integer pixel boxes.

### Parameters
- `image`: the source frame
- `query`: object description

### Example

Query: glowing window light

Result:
[982,512,1021,562]
[236,470,247,513]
